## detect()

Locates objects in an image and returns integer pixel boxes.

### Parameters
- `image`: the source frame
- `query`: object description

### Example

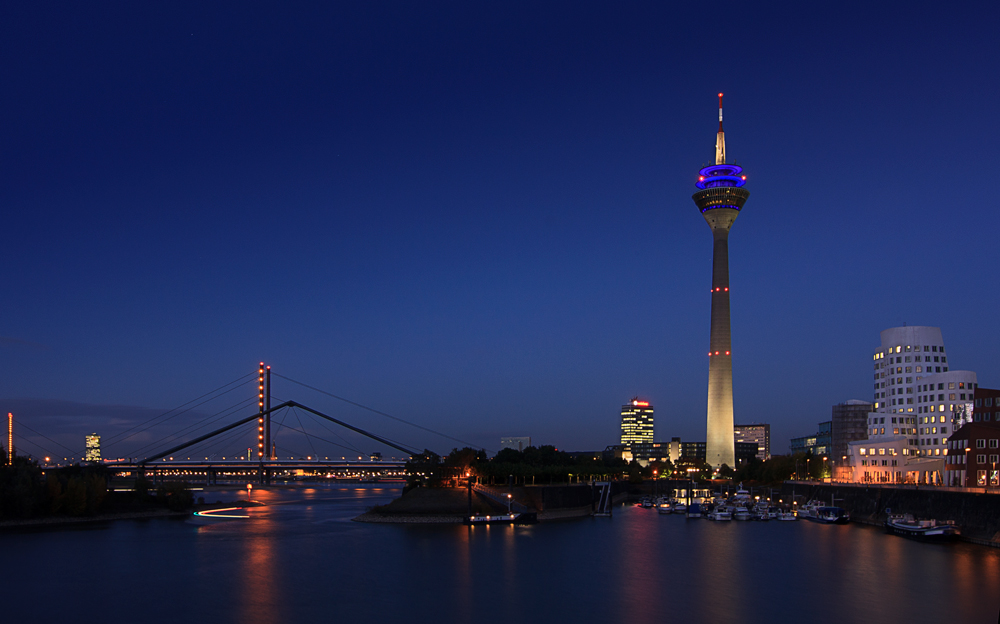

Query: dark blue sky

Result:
[3,2,999,459]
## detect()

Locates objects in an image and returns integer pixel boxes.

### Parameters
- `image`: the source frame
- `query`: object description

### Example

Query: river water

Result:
[3,484,998,624]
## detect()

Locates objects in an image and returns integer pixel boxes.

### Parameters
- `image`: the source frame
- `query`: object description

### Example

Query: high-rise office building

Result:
[692,94,750,468]
[620,398,654,446]
[734,424,770,461]
[85,434,101,463]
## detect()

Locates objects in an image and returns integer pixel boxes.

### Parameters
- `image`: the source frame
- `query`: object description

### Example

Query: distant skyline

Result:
[3,2,999,460]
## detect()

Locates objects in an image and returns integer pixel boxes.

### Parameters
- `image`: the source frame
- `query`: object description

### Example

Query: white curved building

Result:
[850,326,979,484]
[870,326,977,459]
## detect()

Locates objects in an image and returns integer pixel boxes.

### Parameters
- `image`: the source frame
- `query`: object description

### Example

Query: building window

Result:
[948,383,955,390]
[978,454,987,464]
[990,440,999,449]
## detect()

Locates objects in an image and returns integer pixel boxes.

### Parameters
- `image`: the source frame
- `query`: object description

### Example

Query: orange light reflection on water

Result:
[236,487,280,624]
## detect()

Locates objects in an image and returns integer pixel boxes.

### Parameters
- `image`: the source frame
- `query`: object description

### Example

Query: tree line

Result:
[403,444,830,489]
[0,450,193,520]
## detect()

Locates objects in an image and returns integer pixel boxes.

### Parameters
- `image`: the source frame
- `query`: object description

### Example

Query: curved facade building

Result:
[871,327,978,452]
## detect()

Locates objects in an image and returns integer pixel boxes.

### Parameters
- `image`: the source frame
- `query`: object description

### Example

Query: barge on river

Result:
[884,511,959,542]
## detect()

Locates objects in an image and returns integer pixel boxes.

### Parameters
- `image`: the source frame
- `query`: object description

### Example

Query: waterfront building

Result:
[627,438,756,468]
[620,398,654,446]
[500,436,531,452]
[831,400,872,472]
[85,433,101,463]
[691,94,749,469]
[734,423,770,460]
[944,387,1000,486]
[869,326,977,459]
[790,421,831,457]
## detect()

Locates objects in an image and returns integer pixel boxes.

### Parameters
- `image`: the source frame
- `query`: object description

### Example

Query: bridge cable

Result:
[300,409,365,455]
[109,377,257,451]
[103,373,256,450]
[12,432,61,461]
[273,373,481,449]
[126,397,256,459]
[15,420,81,457]
[266,399,359,457]
[129,397,256,456]
[271,395,356,457]
[267,424,365,457]
[291,406,320,460]
[174,410,265,460]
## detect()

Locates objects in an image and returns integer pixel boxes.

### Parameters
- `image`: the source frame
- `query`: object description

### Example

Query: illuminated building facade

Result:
[85,434,101,463]
[944,387,1000,486]
[620,399,654,446]
[692,94,749,468]
[734,423,770,460]
[869,326,977,459]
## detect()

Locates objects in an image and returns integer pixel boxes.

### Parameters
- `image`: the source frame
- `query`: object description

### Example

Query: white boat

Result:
[778,511,797,521]
[672,502,687,514]
[797,500,820,520]
[733,507,751,521]
[657,503,673,515]
[709,506,732,521]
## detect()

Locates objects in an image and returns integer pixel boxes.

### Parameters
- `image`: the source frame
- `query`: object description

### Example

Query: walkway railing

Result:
[472,483,529,512]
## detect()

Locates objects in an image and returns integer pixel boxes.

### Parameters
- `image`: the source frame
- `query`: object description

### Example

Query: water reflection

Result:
[3,486,999,624]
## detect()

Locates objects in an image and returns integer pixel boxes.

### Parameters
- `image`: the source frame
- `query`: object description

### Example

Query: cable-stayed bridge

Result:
[11,363,477,484]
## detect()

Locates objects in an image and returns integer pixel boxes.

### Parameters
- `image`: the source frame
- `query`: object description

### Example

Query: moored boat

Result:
[884,511,959,542]
[813,506,850,524]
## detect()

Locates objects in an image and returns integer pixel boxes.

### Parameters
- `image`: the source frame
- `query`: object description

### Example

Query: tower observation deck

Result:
[692,94,749,469]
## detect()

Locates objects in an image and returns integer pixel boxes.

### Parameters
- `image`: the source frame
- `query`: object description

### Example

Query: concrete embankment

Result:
[353,486,499,524]
[782,482,1000,547]
[512,482,631,520]
[354,482,632,523]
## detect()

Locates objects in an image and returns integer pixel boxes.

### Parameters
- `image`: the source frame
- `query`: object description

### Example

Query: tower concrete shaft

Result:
[705,219,736,468]
[692,94,748,469]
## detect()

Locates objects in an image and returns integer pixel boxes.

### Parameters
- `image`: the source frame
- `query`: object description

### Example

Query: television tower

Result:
[692,94,749,469]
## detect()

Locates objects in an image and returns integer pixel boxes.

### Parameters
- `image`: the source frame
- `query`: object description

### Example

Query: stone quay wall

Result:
[781,482,1000,546]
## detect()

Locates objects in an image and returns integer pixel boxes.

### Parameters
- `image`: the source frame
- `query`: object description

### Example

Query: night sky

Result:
[3,2,999,460]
